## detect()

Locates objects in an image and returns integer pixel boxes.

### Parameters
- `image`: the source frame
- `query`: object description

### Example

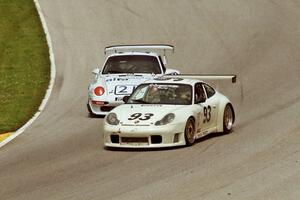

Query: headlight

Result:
[155,113,175,126]
[106,113,119,125]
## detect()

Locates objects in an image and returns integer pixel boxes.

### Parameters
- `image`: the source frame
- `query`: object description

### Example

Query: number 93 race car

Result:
[103,75,236,148]
[87,44,180,116]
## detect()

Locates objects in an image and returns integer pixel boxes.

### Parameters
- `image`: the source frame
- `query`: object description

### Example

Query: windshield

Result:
[102,55,161,74]
[127,83,192,105]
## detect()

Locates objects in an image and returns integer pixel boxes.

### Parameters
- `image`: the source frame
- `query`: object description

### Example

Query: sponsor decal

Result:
[141,104,162,107]
[117,78,129,81]
[115,97,123,101]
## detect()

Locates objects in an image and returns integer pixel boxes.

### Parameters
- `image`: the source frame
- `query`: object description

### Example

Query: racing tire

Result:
[184,118,196,146]
[87,103,98,118]
[223,104,234,134]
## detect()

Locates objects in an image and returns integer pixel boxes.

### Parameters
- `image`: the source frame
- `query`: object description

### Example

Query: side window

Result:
[194,83,206,103]
[158,56,166,73]
[203,84,215,98]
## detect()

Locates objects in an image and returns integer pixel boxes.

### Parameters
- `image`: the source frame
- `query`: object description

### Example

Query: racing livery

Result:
[103,75,236,148]
[87,45,179,116]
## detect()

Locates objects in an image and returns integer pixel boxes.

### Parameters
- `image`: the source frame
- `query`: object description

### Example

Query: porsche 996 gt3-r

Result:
[87,45,180,116]
[103,75,236,148]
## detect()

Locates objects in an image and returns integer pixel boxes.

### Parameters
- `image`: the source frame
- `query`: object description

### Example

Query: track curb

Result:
[0,0,56,148]
[0,133,11,142]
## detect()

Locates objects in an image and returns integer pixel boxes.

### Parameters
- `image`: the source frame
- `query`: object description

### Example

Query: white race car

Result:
[103,75,236,148]
[87,45,180,116]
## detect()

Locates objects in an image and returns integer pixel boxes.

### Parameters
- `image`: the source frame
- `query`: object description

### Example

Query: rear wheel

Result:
[223,104,234,134]
[184,118,196,146]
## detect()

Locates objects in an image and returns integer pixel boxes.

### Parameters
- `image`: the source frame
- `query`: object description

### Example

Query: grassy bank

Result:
[0,0,50,134]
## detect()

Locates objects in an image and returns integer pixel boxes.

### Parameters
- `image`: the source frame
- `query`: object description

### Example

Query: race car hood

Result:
[112,104,188,125]
[89,74,155,100]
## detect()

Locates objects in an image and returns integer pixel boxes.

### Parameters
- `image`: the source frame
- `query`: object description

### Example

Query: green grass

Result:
[0,0,50,134]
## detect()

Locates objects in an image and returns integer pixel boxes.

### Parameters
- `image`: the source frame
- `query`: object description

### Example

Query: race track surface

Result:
[1,0,300,199]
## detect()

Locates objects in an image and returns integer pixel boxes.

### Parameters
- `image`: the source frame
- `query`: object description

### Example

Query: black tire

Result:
[184,118,196,146]
[87,103,99,118]
[223,104,234,134]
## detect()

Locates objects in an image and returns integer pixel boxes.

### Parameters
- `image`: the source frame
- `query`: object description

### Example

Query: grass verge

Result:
[0,0,50,134]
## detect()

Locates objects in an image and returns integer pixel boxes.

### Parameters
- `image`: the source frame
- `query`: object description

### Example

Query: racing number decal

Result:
[203,106,211,123]
[118,86,127,93]
[128,113,141,120]
[128,113,154,120]
[139,113,154,120]
[115,85,135,95]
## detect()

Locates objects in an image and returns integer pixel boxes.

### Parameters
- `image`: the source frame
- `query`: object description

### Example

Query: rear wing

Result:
[104,44,174,55]
[162,74,237,83]
[104,44,174,65]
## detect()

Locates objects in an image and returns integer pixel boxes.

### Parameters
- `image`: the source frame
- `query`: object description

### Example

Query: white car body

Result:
[103,76,236,148]
[87,45,179,115]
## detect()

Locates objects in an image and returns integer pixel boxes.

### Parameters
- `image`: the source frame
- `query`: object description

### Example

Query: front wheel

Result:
[223,104,234,134]
[184,118,196,146]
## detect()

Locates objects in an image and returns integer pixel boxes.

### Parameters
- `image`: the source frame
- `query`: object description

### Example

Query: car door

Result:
[194,82,218,135]
[194,82,211,135]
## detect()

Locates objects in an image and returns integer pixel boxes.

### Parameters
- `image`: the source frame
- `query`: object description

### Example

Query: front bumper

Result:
[103,123,186,148]
[87,99,122,115]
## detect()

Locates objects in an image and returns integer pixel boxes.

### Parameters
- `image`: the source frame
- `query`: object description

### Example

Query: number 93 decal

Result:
[128,113,154,120]
[203,105,211,123]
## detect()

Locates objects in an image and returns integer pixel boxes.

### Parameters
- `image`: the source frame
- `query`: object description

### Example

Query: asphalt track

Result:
[1,0,300,199]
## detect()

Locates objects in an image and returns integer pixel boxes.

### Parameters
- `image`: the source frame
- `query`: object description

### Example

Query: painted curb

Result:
[0,0,56,148]
[0,133,11,142]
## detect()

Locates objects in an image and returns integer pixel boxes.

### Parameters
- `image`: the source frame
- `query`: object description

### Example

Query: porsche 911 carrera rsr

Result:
[103,75,236,148]
[87,44,180,116]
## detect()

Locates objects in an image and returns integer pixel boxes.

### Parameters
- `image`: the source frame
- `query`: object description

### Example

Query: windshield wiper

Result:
[131,99,150,104]
[106,70,124,74]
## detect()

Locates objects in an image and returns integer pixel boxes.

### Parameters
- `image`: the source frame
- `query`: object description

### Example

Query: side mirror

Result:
[123,96,130,103]
[165,68,180,75]
[92,68,100,75]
